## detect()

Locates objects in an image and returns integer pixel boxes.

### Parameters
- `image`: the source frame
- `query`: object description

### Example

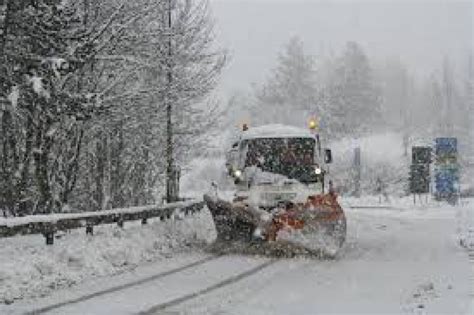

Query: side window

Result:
[226,142,240,167]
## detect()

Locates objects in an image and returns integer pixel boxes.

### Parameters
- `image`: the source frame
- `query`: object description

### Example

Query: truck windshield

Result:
[244,137,317,183]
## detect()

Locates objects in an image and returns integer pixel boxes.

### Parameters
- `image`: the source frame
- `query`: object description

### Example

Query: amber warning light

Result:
[308,118,318,131]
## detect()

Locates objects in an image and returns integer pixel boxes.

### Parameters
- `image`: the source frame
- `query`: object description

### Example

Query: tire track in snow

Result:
[28,255,222,315]
[469,249,474,302]
[138,259,278,315]
[188,259,316,315]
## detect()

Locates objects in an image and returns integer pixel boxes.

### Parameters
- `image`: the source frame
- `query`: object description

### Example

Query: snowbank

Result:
[329,132,409,196]
[340,195,474,250]
[0,210,216,304]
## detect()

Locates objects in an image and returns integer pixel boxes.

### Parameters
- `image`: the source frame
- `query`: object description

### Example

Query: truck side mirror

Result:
[324,149,332,164]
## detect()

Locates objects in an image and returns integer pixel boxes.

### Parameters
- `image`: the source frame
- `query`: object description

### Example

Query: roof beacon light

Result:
[309,118,318,131]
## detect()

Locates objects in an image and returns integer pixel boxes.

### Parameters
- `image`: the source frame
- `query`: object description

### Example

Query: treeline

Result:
[229,37,473,157]
[0,0,225,216]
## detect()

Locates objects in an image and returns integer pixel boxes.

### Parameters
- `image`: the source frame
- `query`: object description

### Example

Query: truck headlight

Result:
[233,169,242,178]
[314,167,322,175]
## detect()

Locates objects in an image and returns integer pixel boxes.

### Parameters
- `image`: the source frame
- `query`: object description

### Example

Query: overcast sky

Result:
[209,0,473,96]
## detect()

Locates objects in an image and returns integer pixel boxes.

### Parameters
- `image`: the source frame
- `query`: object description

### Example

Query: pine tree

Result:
[255,37,318,126]
[324,42,381,137]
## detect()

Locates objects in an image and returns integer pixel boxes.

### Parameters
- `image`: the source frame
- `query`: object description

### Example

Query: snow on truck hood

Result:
[239,124,315,141]
[241,168,315,206]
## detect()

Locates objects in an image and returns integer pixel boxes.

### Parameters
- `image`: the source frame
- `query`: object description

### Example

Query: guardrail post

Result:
[44,231,54,245]
[86,222,94,235]
[117,216,124,228]
[43,223,55,245]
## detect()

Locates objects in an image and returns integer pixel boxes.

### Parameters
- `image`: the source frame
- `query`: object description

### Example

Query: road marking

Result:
[138,259,277,314]
[27,255,221,315]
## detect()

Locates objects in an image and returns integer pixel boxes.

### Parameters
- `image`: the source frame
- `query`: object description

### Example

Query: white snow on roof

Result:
[240,124,315,140]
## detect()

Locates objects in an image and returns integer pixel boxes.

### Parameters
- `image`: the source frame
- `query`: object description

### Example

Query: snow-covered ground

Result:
[0,210,216,306]
[341,196,474,251]
[178,203,472,315]
[1,198,472,314]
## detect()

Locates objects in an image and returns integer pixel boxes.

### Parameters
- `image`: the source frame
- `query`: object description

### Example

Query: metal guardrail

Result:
[0,200,205,245]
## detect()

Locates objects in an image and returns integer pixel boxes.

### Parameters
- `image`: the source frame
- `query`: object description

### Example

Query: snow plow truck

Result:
[204,122,346,257]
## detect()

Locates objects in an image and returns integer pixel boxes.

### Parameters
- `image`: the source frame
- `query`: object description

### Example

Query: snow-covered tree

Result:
[376,59,418,156]
[254,37,318,126]
[323,42,381,138]
[71,0,226,211]
[0,0,225,215]
[0,0,97,215]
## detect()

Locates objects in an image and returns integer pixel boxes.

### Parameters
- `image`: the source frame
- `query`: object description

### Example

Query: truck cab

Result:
[225,124,332,208]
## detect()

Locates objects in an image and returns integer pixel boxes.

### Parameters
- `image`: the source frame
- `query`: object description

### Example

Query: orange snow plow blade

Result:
[204,192,346,257]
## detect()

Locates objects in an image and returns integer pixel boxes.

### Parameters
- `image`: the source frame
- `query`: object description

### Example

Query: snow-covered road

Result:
[163,207,473,315]
[5,203,473,315]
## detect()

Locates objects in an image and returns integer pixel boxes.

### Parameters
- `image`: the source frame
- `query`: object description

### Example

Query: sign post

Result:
[353,147,361,198]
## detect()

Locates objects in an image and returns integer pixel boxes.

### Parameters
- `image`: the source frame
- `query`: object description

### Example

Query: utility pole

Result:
[165,0,174,203]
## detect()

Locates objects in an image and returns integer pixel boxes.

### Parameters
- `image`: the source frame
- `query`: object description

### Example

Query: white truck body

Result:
[225,124,330,208]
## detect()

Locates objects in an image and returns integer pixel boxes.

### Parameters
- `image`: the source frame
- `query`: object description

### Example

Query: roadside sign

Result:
[434,137,459,203]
